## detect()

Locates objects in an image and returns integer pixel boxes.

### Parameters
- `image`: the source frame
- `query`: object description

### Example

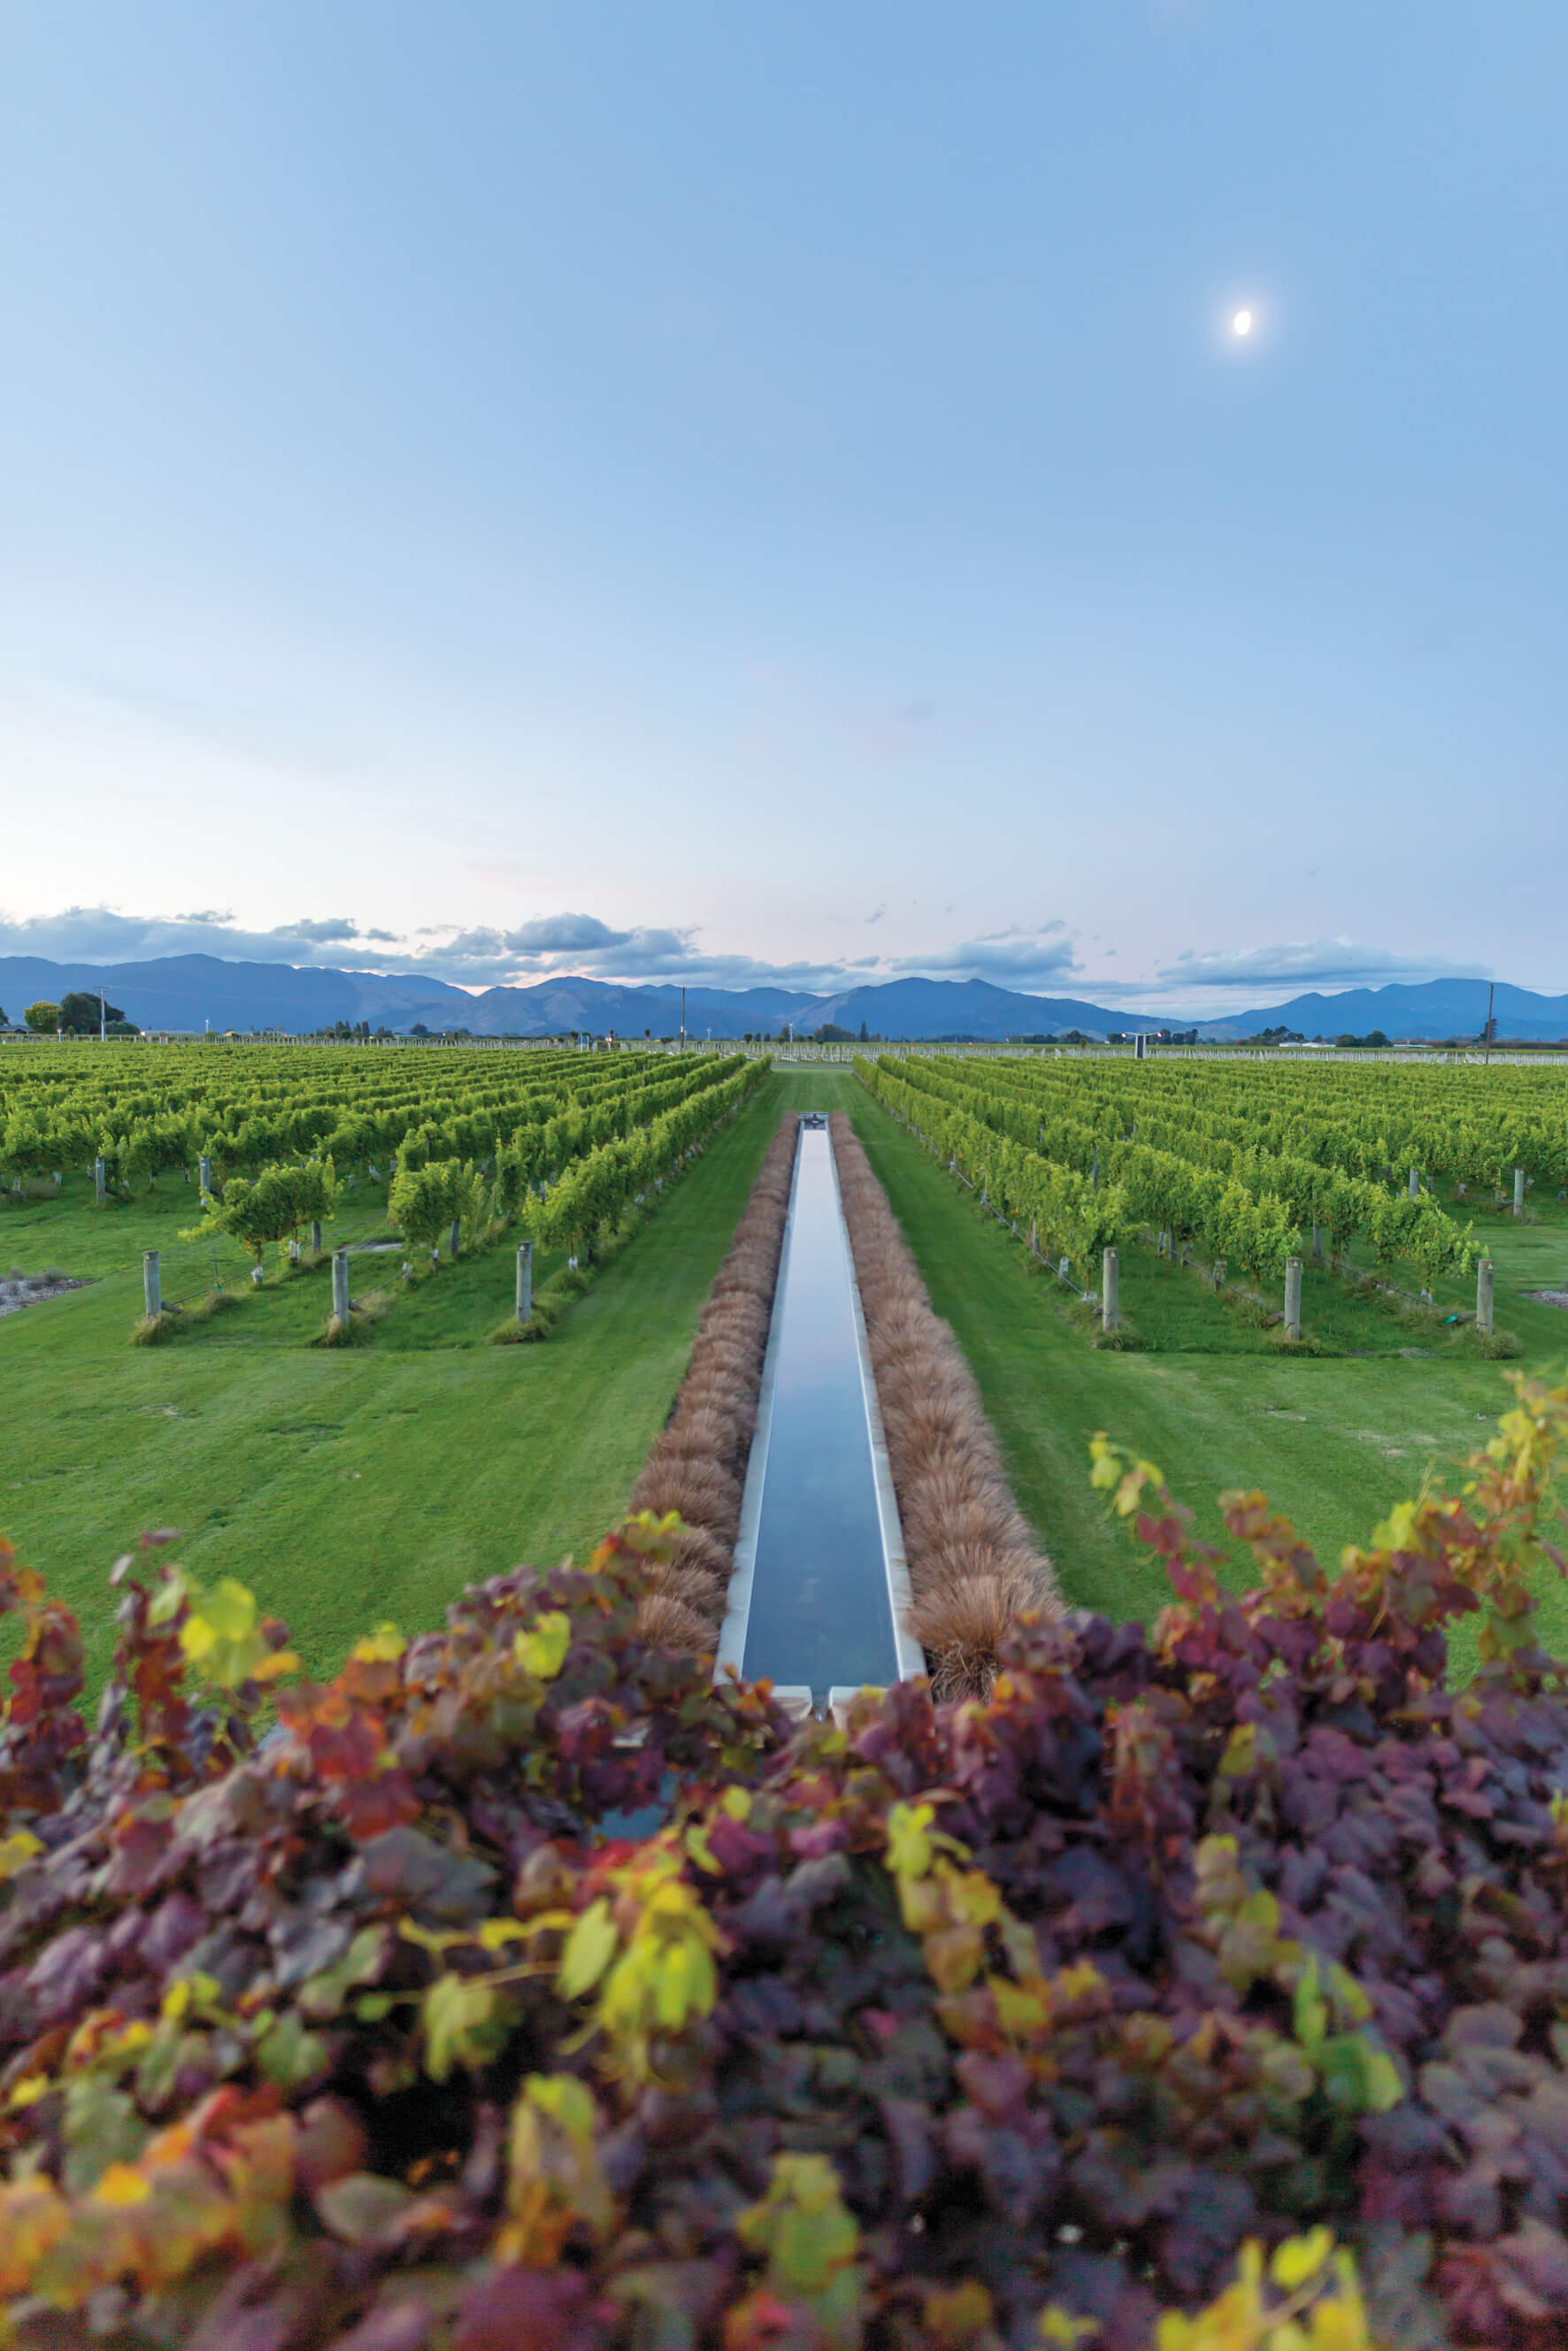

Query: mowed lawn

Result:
[1,1073,795,1687]
[820,1071,1568,1656]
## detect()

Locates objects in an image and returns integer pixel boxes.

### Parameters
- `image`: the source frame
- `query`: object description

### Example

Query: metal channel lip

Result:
[825,1124,926,1686]
[712,1122,803,1685]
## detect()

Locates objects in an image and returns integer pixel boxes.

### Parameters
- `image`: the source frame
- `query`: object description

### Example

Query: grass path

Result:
[815,1072,1568,1649]
[1,1077,794,1686]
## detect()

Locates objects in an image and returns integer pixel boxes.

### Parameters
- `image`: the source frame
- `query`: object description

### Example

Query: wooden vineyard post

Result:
[516,1240,533,1325]
[199,1153,211,1193]
[142,1251,161,1324]
[332,1249,350,1325]
[1284,1256,1303,1341]
[1102,1247,1119,1335]
[1311,1220,1323,1262]
[449,1218,462,1259]
[95,1156,106,1207]
[1408,1165,1420,1198]
[1477,1256,1495,1338]
[1514,1167,1526,1218]
[310,1219,322,1254]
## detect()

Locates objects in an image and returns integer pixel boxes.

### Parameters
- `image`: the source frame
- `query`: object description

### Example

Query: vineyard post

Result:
[1476,1256,1495,1338]
[94,1156,106,1207]
[331,1249,350,1324]
[1311,1220,1323,1261]
[142,1251,161,1323]
[516,1240,533,1324]
[1284,1256,1303,1341]
[1408,1165,1420,1198]
[310,1220,322,1254]
[1101,1247,1119,1334]
[449,1217,461,1258]
[1513,1167,1526,1218]
[199,1153,211,1193]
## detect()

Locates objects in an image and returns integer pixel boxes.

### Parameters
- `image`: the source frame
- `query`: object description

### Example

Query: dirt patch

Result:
[0,1273,88,1318]
[1525,1289,1568,1311]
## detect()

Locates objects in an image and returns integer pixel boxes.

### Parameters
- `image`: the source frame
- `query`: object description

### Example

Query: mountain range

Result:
[2,956,1565,1044]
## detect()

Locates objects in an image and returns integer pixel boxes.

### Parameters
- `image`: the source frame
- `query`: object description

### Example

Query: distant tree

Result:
[857,1019,868,1041]
[24,1003,60,1034]
[58,991,123,1034]
[409,1023,430,1038]
[104,1019,140,1039]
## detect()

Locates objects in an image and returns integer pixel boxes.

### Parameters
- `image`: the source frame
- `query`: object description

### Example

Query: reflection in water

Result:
[741,1126,898,1699]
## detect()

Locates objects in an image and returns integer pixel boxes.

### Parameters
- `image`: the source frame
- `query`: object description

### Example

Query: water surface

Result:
[741,1125,899,1697]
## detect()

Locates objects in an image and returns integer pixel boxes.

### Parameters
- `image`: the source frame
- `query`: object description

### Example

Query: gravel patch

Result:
[1525,1289,1568,1310]
[0,1272,89,1318]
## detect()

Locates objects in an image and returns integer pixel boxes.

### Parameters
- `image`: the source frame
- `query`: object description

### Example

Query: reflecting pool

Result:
[739,1123,900,1699]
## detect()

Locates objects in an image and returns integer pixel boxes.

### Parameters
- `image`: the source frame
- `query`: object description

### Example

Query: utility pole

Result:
[680,987,686,1049]
[1484,980,1495,1064]
[99,986,106,1043]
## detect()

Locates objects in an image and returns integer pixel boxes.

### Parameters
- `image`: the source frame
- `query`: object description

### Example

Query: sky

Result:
[2,2,1564,1019]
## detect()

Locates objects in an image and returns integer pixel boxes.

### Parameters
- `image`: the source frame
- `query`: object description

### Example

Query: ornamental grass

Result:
[625,1115,798,1645]
[830,1110,1058,1697]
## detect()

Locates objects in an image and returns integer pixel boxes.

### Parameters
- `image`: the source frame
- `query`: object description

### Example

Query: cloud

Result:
[0,905,380,968]
[284,917,365,945]
[503,913,632,955]
[0,902,1092,1003]
[1155,939,1489,991]
[884,926,1080,990]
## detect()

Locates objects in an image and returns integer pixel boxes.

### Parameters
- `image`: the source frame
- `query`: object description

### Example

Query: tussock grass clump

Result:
[831,1111,1057,1698]
[627,1116,799,1648]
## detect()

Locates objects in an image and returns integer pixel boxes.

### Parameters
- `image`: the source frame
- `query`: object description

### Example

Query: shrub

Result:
[1,1378,1568,2345]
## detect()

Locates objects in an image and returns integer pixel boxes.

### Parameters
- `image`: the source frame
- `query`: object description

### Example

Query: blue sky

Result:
[2,2,1564,1017]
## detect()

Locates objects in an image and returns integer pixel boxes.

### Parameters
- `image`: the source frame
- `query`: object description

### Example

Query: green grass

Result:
[0,1083,794,1688]
[826,1074,1568,1655]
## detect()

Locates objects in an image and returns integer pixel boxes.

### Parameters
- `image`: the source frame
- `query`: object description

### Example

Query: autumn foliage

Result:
[2,1377,1568,2347]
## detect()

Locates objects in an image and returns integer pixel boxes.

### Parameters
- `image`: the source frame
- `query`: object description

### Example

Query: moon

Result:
[1231,307,1254,338]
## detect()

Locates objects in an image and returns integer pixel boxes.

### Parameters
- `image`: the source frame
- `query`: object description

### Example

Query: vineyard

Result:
[1,1043,766,1339]
[857,1050,1568,1334]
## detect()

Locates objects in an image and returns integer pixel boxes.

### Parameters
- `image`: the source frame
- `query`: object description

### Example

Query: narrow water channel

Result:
[728,1119,912,1703]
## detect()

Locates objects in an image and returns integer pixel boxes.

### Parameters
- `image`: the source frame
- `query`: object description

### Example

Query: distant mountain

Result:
[0,956,479,1035]
[3,955,1563,1044]
[0,957,1133,1040]
[1200,980,1568,1043]
[802,977,1144,1041]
